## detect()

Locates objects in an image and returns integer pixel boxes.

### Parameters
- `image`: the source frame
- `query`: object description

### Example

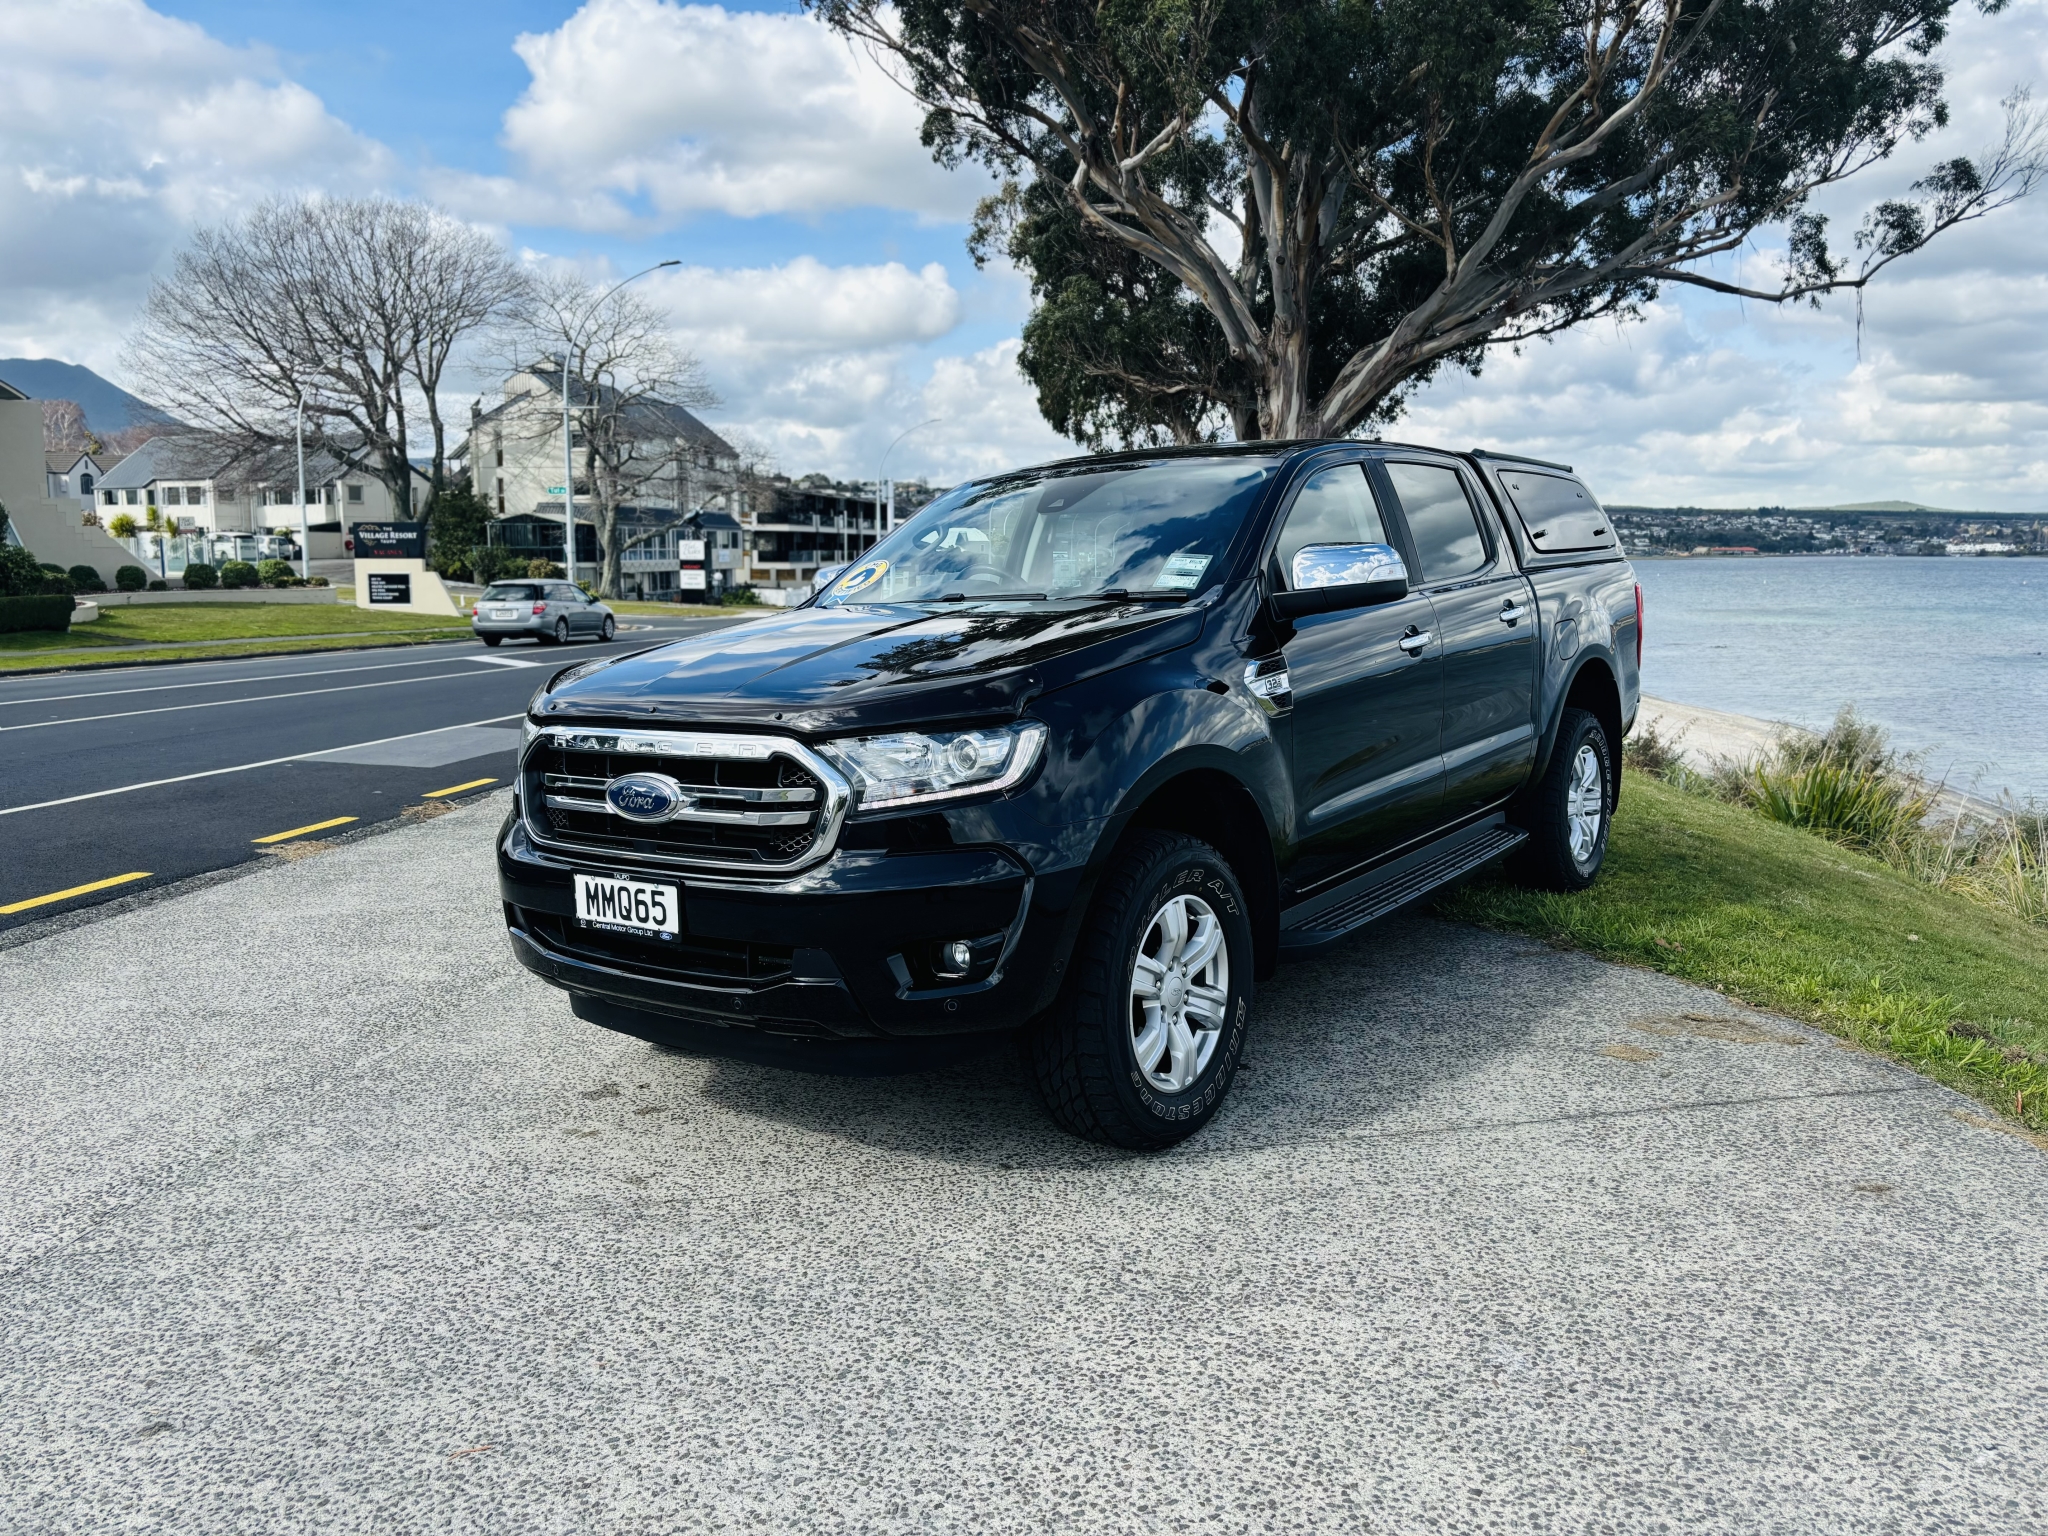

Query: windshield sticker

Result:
[1152,553,1212,591]
[836,558,889,597]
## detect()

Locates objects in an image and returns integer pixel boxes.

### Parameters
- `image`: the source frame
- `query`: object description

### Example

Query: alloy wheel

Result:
[1567,743,1604,867]
[1128,893,1229,1093]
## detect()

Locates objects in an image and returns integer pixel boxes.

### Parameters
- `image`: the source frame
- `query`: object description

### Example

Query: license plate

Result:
[488,606,520,619]
[574,873,681,939]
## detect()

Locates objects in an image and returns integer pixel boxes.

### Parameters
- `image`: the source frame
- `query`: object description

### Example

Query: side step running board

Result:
[1278,823,1527,956]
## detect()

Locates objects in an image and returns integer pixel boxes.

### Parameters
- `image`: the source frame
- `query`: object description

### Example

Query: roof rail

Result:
[1468,447,1574,473]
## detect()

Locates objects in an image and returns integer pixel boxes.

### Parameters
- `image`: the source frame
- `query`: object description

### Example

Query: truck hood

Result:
[538,598,1205,733]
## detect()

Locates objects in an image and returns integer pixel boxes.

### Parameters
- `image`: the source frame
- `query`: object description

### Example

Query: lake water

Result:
[1634,556,2048,803]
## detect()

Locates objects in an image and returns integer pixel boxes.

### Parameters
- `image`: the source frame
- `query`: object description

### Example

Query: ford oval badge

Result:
[606,772,688,824]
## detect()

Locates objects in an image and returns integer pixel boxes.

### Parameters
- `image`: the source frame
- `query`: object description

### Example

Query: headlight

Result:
[522,717,543,748]
[822,722,1047,813]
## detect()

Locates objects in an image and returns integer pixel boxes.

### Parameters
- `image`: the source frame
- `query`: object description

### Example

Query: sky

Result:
[2,0,2046,507]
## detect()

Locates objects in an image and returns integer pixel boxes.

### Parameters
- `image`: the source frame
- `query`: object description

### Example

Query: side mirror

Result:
[1269,543,1409,621]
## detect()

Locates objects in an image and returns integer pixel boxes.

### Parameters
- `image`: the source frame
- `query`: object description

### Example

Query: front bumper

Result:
[498,811,1083,1039]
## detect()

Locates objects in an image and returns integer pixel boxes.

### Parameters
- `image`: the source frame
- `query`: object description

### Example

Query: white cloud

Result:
[0,0,389,370]
[1385,0,2048,510]
[602,257,1071,482]
[497,0,986,225]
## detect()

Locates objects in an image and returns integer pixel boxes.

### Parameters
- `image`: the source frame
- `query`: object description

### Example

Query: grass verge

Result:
[0,631,472,673]
[1438,770,2048,1139]
[6,602,469,653]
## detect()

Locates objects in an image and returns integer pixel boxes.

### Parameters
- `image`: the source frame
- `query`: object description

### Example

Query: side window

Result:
[1274,464,1389,585]
[1385,463,1488,583]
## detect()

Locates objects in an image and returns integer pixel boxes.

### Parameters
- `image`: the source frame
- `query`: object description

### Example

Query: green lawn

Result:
[4,602,467,652]
[0,602,470,671]
[1438,770,2048,1138]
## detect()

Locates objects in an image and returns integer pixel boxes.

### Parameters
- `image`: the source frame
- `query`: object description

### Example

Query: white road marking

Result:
[0,714,525,817]
[0,653,489,708]
[464,654,548,668]
[0,670,509,733]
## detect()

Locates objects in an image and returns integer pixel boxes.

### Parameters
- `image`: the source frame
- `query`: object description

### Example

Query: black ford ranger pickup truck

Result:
[498,441,1640,1148]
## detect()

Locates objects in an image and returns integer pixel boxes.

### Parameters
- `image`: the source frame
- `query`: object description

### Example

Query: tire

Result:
[1027,830,1255,1150]
[1511,707,1613,891]
[551,618,570,645]
[600,616,615,641]
[481,634,503,647]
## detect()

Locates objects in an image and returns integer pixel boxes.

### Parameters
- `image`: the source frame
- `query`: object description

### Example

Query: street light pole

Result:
[559,259,680,585]
[878,417,940,536]
[295,395,310,580]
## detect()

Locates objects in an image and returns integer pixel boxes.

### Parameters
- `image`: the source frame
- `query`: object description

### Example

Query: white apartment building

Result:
[92,436,423,555]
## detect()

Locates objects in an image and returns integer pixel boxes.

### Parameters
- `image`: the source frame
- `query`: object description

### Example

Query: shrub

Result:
[147,579,168,591]
[115,564,148,591]
[181,562,220,590]
[426,485,492,580]
[108,513,139,539]
[0,543,43,597]
[68,564,107,593]
[308,575,329,587]
[524,558,565,579]
[466,544,525,586]
[218,560,259,589]
[719,583,759,606]
[1731,708,1931,854]
[38,571,75,596]
[256,558,295,586]
[0,594,75,634]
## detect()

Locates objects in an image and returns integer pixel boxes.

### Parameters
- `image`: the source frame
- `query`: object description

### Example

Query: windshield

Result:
[816,458,1278,606]
[482,583,543,601]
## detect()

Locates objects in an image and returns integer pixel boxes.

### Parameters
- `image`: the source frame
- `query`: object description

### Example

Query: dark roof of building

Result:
[96,434,422,493]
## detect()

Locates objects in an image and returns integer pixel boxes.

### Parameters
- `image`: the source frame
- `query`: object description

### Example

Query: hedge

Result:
[0,594,77,634]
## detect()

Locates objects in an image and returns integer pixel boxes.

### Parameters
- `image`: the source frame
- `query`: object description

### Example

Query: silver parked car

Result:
[472,581,616,646]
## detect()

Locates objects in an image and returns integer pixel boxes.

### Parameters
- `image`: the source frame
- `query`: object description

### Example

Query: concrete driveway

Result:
[4,796,2044,1535]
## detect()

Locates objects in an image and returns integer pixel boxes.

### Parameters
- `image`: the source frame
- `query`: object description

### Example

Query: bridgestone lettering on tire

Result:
[1028,830,1254,1150]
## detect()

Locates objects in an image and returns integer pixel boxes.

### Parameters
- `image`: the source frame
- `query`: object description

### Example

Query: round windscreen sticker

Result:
[836,558,888,596]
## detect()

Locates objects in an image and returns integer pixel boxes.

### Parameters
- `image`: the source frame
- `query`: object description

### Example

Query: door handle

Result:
[1499,602,1529,624]
[1397,629,1432,655]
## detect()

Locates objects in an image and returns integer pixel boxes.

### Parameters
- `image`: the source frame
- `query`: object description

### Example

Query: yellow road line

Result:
[422,777,498,799]
[252,816,357,845]
[0,871,151,915]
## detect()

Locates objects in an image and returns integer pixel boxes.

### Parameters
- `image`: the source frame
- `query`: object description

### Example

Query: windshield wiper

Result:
[931,591,1048,602]
[1085,588,1190,602]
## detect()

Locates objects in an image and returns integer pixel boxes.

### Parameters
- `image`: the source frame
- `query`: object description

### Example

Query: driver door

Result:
[1271,462,1445,897]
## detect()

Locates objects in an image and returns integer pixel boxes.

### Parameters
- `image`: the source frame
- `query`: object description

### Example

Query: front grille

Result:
[521,726,849,874]
[520,909,794,985]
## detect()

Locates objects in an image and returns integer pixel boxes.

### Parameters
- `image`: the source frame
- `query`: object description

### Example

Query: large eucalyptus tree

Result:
[816,0,2043,443]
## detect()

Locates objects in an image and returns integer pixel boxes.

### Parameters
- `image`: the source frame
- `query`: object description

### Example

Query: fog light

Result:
[936,939,974,977]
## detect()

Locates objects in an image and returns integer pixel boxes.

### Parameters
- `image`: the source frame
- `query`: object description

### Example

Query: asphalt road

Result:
[0,616,755,933]
[3,795,2044,1534]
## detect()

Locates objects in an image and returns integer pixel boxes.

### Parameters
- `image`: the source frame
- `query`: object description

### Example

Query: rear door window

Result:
[1497,471,1613,553]
[1274,463,1390,584]
[1384,462,1489,583]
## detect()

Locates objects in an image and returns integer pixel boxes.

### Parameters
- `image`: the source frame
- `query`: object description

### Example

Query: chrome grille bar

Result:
[542,793,814,828]
[523,725,851,874]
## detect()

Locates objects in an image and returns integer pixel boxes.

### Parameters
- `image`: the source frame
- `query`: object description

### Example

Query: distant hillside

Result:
[0,358,173,433]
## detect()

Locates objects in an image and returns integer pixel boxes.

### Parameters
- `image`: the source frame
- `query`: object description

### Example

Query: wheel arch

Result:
[1118,766,1282,982]
[1544,656,1623,807]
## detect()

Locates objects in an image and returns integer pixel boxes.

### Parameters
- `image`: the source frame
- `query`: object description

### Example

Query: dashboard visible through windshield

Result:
[817,459,1279,607]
